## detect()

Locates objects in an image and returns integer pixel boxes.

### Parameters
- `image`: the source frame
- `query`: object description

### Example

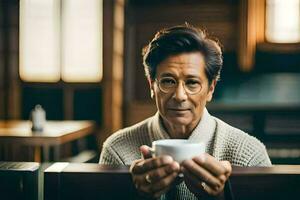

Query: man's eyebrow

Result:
[185,75,201,79]
[159,73,202,79]
[159,73,174,77]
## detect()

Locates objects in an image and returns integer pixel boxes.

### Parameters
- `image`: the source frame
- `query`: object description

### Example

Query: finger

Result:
[220,161,232,177]
[153,173,178,199]
[147,161,180,183]
[218,174,227,185]
[140,145,152,159]
[142,156,174,173]
[132,156,173,174]
[187,182,207,197]
[182,167,223,196]
[192,153,227,176]
[181,159,222,189]
[185,178,208,198]
[202,182,224,196]
[151,171,178,193]
[131,172,150,194]
[182,167,208,196]
[134,179,152,195]
[131,160,179,196]
[134,165,179,198]
[129,159,142,173]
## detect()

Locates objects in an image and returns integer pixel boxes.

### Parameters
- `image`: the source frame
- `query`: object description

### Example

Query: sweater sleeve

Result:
[246,140,272,167]
[99,142,125,165]
[238,134,272,167]
[215,122,272,167]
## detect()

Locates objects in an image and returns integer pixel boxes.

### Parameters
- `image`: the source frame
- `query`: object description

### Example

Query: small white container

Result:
[31,105,46,132]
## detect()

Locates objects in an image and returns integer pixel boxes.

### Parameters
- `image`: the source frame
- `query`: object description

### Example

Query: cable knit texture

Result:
[99,110,271,199]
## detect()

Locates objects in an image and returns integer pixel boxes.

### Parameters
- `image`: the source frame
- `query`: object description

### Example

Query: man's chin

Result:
[167,116,191,126]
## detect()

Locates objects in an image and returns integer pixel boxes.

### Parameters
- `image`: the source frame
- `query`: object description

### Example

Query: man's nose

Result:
[173,82,188,102]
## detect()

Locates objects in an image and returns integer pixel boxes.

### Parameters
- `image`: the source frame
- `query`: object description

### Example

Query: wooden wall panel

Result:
[0,54,3,118]
[0,2,4,119]
[101,0,125,144]
[8,2,20,119]
[126,101,156,126]
[238,0,266,72]
[0,0,20,120]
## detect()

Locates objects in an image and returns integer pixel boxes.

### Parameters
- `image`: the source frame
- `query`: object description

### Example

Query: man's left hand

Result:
[181,153,232,199]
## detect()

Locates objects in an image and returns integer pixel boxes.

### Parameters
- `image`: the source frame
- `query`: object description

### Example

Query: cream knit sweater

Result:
[99,109,271,199]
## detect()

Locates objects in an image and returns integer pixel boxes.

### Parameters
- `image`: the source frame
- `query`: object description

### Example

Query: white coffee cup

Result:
[151,139,205,163]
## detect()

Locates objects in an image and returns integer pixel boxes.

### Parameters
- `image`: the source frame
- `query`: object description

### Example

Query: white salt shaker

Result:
[31,105,46,132]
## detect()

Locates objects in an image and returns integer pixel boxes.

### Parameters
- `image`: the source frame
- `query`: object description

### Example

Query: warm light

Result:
[44,162,69,172]
[266,0,300,43]
[19,0,103,83]
[19,0,60,82]
[61,0,102,82]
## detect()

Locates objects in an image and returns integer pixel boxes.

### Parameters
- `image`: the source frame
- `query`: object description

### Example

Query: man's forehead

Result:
[158,61,204,72]
[159,52,205,66]
[157,67,203,78]
[161,61,202,66]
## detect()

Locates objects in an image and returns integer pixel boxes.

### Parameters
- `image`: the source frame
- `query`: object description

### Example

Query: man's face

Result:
[150,52,216,128]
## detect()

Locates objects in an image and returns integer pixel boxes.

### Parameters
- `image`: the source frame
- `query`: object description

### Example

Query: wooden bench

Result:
[44,163,300,200]
[0,162,39,200]
[231,165,300,200]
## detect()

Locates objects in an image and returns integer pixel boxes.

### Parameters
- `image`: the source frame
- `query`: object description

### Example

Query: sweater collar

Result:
[151,108,216,147]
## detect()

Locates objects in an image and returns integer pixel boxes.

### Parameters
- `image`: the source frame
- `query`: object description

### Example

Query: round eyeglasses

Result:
[156,77,202,95]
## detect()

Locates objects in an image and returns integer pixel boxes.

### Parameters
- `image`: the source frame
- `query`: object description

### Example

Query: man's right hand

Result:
[130,145,180,199]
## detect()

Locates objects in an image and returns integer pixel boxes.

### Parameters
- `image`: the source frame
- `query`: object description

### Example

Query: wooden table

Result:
[0,120,95,162]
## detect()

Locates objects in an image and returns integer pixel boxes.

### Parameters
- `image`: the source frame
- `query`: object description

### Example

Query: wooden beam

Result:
[2,0,10,119]
[238,0,266,72]
[101,0,124,144]
[63,86,74,120]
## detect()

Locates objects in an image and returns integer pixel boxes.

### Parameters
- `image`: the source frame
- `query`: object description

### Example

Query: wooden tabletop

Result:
[0,120,95,146]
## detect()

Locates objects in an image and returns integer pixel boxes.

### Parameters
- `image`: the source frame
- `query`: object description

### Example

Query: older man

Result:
[100,24,271,200]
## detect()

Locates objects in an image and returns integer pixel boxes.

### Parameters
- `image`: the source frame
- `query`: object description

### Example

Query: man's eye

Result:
[186,80,200,87]
[160,78,176,85]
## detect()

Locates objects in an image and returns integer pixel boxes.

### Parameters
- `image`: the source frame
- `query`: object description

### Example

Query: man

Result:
[100,24,271,199]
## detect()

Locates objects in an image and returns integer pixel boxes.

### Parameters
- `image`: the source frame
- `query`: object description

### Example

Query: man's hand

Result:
[130,145,180,199]
[181,153,232,199]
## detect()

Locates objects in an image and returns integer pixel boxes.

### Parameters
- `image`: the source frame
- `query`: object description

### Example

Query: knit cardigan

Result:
[99,111,271,199]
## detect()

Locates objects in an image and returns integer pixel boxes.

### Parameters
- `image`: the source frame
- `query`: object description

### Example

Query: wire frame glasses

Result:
[156,77,202,95]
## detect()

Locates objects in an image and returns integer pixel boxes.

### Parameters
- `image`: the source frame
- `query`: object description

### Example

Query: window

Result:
[266,0,300,43]
[19,0,103,82]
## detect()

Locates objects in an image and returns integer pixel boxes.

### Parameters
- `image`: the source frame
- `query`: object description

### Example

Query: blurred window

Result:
[20,0,60,82]
[19,0,103,83]
[266,0,300,43]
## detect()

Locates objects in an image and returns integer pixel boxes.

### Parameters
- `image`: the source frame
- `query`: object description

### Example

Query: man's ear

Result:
[206,79,217,102]
[147,77,155,99]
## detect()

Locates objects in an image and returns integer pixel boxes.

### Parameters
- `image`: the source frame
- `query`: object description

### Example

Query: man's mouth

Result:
[168,108,190,111]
